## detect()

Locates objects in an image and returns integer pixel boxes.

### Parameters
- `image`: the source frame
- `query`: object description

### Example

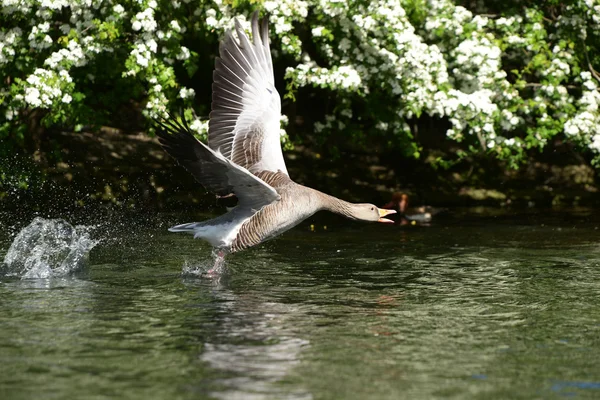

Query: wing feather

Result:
[154,116,279,211]
[208,11,288,175]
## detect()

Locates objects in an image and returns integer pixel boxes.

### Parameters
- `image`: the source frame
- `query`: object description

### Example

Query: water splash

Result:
[1,217,98,279]
[182,249,228,278]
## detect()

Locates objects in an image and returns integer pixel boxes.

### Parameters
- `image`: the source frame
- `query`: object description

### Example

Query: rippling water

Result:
[1,209,600,399]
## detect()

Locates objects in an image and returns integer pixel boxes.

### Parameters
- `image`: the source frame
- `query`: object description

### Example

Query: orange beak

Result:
[378,208,396,223]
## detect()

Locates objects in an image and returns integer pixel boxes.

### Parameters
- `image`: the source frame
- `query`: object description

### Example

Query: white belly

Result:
[195,219,247,248]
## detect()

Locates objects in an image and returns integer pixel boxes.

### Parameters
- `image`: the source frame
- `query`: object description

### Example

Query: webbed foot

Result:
[206,249,227,276]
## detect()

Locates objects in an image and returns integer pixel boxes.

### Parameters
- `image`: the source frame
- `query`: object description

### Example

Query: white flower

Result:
[335,65,362,89]
[312,26,324,37]
[376,121,389,130]
[132,9,157,32]
[61,94,72,103]
[25,87,41,107]
[340,108,352,118]
[584,80,597,91]
[189,118,209,134]
[591,135,600,152]
[563,120,578,135]
[206,16,217,27]
[176,46,190,60]
[278,113,289,137]
[113,4,125,15]
[170,20,181,32]
[5,108,16,120]
[179,87,195,99]
[26,75,41,86]
[135,54,148,67]
[339,38,352,51]
[59,24,71,34]
[146,39,157,53]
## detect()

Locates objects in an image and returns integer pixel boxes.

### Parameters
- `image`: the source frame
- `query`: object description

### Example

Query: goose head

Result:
[350,203,397,223]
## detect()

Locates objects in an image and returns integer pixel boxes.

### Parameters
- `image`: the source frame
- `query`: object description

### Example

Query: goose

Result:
[154,12,396,258]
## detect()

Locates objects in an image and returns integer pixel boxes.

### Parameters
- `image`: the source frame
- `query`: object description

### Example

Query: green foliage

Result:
[0,0,599,169]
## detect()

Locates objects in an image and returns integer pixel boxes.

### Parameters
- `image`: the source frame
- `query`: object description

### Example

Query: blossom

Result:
[132,9,157,32]
[1,0,600,165]
[189,118,209,134]
[179,87,195,99]
[133,48,149,66]
[176,46,190,60]
[25,87,42,107]
[113,4,125,15]
[170,20,181,32]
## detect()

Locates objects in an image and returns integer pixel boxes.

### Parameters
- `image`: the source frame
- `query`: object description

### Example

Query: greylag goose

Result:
[154,12,396,255]
[382,192,444,224]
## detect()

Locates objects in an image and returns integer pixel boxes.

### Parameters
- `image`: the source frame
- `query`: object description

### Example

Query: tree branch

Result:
[584,45,600,83]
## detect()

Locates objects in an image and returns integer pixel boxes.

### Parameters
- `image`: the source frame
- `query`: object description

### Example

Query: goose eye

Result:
[370,207,374,211]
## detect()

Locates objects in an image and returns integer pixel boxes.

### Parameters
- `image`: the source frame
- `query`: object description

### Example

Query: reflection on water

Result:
[197,285,310,399]
[1,209,600,399]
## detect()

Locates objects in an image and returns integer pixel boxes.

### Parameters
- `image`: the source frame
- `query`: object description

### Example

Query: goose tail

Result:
[168,222,204,234]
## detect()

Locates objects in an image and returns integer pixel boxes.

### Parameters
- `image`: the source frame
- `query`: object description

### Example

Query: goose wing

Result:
[154,117,280,211]
[209,12,288,176]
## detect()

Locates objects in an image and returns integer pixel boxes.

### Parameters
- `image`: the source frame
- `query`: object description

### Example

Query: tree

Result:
[1,0,599,169]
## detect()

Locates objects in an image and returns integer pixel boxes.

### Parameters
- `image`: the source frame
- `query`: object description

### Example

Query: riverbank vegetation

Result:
[2,0,600,208]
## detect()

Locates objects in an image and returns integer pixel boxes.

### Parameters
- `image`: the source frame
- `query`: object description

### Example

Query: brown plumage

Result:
[154,12,396,254]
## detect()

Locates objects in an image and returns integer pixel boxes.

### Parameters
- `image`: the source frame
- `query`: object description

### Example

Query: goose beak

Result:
[378,208,396,223]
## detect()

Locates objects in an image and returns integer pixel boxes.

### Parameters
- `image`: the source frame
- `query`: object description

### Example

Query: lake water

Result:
[1,208,600,399]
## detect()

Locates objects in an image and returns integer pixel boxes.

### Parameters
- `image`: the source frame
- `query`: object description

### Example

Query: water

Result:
[1,209,600,399]
[2,217,98,279]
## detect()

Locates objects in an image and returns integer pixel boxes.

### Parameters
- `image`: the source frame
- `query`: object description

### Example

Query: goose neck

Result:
[315,191,354,217]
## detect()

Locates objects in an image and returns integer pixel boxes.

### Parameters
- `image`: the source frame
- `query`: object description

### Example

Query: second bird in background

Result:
[382,192,445,225]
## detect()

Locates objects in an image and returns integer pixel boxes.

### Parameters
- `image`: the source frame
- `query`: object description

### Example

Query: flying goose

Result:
[154,12,396,255]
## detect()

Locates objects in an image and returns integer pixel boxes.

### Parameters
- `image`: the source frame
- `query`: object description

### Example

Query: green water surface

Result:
[1,209,600,399]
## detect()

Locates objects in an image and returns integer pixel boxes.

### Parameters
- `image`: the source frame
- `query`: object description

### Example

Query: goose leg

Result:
[207,249,226,276]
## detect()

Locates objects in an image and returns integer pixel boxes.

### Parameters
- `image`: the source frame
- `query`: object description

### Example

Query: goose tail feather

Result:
[168,222,204,234]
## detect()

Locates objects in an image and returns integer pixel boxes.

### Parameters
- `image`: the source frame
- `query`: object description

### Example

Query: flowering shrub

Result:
[1,0,600,167]
[283,0,600,165]
[1,0,203,145]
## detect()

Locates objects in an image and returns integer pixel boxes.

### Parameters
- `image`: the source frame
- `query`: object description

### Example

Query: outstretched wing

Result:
[208,11,288,176]
[154,117,280,211]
